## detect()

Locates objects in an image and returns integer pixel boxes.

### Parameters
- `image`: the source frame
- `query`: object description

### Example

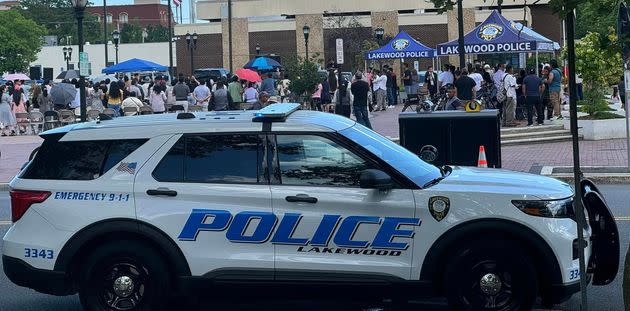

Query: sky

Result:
[90,0,195,24]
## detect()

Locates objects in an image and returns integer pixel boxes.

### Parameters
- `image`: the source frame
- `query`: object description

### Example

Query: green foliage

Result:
[563,31,623,92]
[575,0,618,39]
[0,10,46,73]
[120,22,144,44]
[16,0,101,44]
[578,89,621,119]
[426,0,580,20]
[357,39,380,70]
[145,24,170,43]
[284,56,321,101]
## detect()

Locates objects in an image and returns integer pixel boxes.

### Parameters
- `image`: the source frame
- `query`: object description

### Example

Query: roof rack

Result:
[252,103,301,122]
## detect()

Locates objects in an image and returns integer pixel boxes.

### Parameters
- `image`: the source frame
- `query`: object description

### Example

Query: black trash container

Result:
[399,110,501,168]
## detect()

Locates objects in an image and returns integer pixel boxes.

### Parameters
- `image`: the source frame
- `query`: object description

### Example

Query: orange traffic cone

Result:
[477,146,488,168]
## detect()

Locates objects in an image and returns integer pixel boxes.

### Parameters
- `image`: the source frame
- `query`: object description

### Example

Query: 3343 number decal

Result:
[569,269,580,280]
[24,248,54,259]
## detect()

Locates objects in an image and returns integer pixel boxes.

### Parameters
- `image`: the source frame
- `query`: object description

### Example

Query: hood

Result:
[432,166,573,200]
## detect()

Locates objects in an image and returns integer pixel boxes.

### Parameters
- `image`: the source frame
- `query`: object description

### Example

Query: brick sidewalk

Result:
[0,110,627,183]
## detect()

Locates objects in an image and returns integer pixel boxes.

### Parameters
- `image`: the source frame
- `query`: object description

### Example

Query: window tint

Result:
[153,134,262,184]
[276,135,368,187]
[152,139,184,182]
[22,138,147,180]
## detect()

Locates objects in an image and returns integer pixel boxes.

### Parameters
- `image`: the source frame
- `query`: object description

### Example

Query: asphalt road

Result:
[0,186,628,311]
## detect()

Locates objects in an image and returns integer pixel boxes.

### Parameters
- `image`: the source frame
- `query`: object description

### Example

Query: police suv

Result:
[3,104,619,310]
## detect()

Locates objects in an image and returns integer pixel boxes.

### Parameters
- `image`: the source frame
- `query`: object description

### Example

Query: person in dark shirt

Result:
[425,66,438,98]
[445,85,462,110]
[403,63,413,97]
[350,73,372,129]
[453,69,476,101]
[522,68,545,126]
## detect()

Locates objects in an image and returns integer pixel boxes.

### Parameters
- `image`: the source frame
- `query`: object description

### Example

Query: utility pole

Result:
[457,0,465,70]
[566,9,588,311]
[103,0,108,66]
[228,0,233,73]
[167,0,173,75]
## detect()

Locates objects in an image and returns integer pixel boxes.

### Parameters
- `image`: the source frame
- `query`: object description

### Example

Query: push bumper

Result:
[2,255,74,296]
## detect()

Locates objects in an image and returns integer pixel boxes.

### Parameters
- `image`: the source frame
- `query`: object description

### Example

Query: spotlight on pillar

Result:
[302,25,310,60]
[256,43,261,56]
[375,27,384,45]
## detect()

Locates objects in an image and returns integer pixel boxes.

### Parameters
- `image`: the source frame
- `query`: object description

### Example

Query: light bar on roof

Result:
[252,103,301,122]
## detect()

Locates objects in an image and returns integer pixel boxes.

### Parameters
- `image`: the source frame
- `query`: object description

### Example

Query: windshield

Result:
[339,124,442,187]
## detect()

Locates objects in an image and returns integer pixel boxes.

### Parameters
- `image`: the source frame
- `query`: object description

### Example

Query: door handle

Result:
[147,188,178,197]
[285,195,318,204]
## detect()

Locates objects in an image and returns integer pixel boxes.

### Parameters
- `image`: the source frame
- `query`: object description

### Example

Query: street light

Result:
[70,0,88,123]
[256,43,261,56]
[112,30,120,64]
[62,46,73,70]
[186,32,198,75]
[375,27,384,45]
[303,25,310,60]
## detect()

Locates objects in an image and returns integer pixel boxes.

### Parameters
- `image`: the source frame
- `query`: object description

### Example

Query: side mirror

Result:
[359,169,393,190]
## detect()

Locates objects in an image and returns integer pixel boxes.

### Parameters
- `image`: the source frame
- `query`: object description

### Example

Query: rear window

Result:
[22,139,147,180]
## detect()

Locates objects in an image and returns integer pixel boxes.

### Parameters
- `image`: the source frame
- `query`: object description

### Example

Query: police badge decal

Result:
[428,196,450,222]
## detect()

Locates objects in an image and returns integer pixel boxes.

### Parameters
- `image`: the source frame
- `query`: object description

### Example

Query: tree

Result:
[120,22,144,44]
[145,24,170,43]
[575,0,618,39]
[0,10,46,73]
[284,56,322,103]
[16,0,101,44]
[562,30,623,118]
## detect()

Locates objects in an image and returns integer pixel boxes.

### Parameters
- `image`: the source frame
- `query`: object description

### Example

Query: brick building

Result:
[174,0,563,75]
[86,0,174,29]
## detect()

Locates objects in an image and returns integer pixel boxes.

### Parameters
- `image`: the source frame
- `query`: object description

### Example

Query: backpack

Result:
[497,74,508,103]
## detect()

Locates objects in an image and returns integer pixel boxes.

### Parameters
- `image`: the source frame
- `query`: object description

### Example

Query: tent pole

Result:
[536,51,539,73]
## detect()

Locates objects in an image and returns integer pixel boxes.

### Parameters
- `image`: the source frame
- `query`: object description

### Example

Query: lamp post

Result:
[142,28,148,43]
[112,30,120,64]
[71,0,88,123]
[186,32,198,75]
[62,46,73,70]
[256,43,261,56]
[302,25,310,60]
[375,28,384,69]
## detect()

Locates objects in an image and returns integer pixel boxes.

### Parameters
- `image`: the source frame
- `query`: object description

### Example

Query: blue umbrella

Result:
[243,57,282,71]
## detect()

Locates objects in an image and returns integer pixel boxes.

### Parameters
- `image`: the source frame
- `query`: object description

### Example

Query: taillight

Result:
[10,190,51,223]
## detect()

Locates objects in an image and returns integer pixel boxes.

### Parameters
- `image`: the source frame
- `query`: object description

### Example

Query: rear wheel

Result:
[443,239,538,311]
[78,241,170,311]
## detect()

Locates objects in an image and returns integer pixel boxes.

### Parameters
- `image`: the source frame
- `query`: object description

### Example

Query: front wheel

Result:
[78,241,171,311]
[444,239,538,311]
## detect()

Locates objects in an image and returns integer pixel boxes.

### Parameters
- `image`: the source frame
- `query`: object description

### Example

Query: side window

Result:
[276,135,369,187]
[153,134,262,184]
[22,138,147,180]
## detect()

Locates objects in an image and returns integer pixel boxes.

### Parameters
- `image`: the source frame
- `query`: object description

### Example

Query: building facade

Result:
[174,0,562,75]
[86,0,174,29]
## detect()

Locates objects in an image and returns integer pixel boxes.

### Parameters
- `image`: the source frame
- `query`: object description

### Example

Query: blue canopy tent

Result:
[436,10,558,65]
[102,58,168,74]
[365,31,436,60]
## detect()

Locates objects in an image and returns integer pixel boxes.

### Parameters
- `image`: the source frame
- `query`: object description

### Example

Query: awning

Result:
[365,31,436,60]
[437,10,556,56]
[102,58,167,74]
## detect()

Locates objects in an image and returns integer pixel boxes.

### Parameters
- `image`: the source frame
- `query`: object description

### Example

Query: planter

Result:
[561,117,629,140]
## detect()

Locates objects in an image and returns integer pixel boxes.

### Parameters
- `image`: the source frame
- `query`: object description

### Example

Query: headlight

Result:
[512,198,574,218]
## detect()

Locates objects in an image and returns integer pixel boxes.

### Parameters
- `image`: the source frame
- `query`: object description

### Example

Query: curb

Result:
[541,166,630,184]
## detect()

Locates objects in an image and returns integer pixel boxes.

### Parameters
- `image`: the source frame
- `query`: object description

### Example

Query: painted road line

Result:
[0,220,11,226]
[616,217,630,221]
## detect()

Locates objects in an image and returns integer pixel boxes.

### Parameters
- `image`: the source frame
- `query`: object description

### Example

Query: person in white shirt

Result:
[468,66,484,95]
[372,70,388,111]
[438,64,454,88]
[493,63,506,89]
[503,65,518,127]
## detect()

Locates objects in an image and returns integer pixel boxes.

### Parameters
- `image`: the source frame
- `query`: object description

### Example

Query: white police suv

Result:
[3,104,619,311]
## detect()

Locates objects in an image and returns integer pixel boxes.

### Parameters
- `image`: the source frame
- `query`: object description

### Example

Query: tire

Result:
[443,238,538,311]
[78,240,171,311]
